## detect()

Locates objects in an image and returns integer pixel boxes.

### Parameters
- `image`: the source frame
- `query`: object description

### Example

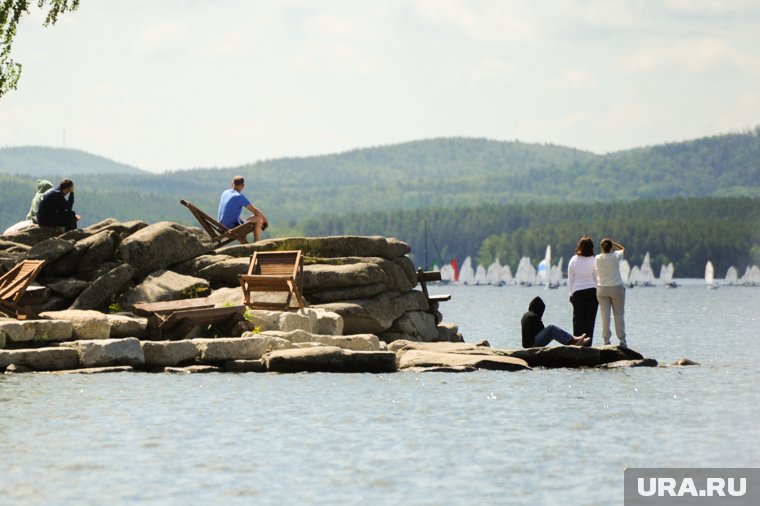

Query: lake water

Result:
[2,282,759,505]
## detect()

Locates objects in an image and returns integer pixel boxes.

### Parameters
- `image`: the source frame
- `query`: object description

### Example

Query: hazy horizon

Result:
[1,1,759,172]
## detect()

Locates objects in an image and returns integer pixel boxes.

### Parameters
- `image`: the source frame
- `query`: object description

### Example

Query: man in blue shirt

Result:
[218,175,268,242]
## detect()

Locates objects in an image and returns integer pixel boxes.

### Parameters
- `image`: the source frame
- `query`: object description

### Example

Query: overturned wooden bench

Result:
[239,250,305,311]
[134,298,246,340]
[180,199,257,247]
[0,259,46,320]
[417,268,451,324]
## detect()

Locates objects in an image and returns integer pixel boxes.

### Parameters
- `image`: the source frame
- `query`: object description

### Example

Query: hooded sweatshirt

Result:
[26,179,54,222]
[521,296,546,348]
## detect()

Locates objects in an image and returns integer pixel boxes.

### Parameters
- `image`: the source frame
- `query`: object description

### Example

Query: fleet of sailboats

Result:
[432,247,760,288]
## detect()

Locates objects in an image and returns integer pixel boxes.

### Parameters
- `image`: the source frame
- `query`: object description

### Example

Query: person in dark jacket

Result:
[521,296,590,348]
[37,178,80,231]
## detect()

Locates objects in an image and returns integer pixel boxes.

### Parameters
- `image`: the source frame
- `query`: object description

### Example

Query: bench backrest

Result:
[0,260,46,302]
[248,250,302,277]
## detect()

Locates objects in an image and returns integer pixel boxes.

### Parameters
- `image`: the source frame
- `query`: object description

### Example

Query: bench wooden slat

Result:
[416,267,451,325]
[180,199,256,247]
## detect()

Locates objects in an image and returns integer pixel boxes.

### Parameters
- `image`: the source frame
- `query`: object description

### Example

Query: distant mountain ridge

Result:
[0,146,146,176]
[1,129,759,231]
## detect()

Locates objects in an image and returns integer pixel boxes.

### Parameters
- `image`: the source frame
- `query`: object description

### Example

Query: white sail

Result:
[486,259,502,285]
[515,256,535,285]
[550,257,563,286]
[620,259,631,285]
[749,265,760,286]
[474,264,488,285]
[705,260,716,288]
[499,264,514,285]
[459,257,475,285]
[536,245,551,287]
[724,266,738,285]
[440,263,455,282]
[640,252,655,286]
[629,266,642,286]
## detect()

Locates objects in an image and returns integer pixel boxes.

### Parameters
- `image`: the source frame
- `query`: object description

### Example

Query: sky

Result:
[1,0,759,173]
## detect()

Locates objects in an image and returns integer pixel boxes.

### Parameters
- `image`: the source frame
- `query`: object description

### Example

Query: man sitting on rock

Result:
[217,175,269,242]
[37,178,81,231]
[521,296,590,348]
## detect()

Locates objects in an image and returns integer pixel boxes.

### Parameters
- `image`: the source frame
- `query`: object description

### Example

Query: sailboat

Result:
[620,259,631,287]
[660,262,677,288]
[639,252,656,287]
[549,257,563,288]
[705,261,718,289]
[515,256,536,286]
[486,259,503,285]
[499,264,514,285]
[474,264,488,285]
[458,257,475,285]
[536,245,551,288]
[724,266,738,286]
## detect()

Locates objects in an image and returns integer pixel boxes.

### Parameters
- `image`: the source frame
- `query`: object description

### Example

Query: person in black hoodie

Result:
[37,178,80,231]
[521,296,590,348]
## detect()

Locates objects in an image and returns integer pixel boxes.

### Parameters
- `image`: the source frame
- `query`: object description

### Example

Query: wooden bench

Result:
[239,250,305,310]
[417,268,451,324]
[133,298,246,340]
[0,259,46,319]
[180,199,257,247]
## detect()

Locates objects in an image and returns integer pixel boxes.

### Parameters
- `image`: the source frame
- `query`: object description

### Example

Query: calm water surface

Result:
[1,282,759,505]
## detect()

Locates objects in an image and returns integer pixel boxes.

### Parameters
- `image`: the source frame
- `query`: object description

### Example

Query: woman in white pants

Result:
[595,239,627,348]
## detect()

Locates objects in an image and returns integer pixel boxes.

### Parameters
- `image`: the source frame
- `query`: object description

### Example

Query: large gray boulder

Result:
[107,314,148,339]
[597,345,644,364]
[1,225,60,247]
[26,237,74,264]
[265,346,397,373]
[118,222,211,278]
[141,340,198,367]
[120,270,210,308]
[0,347,79,371]
[196,257,249,287]
[314,290,429,335]
[70,264,135,310]
[0,319,73,343]
[62,337,145,368]
[382,311,439,342]
[85,219,147,236]
[170,254,233,276]
[46,279,90,299]
[41,310,111,340]
[76,230,118,276]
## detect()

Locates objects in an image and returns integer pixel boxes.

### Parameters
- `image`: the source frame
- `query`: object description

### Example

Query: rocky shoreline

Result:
[0,219,694,374]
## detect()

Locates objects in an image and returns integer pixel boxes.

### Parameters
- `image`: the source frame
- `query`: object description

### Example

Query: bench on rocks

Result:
[416,268,451,324]
[179,199,256,247]
[239,250,305,310]
[0,259,46,320]
[134,298,247,340]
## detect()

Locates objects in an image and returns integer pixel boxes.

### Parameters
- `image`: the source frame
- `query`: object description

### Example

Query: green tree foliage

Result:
[0,0,79,98]
[300,197,760,278]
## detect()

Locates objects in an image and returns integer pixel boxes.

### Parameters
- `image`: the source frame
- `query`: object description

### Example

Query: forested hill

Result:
[1,129,759,232]
[0,146,146,176]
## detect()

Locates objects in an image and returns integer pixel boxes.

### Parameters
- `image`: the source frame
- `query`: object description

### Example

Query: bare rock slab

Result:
[70,263,135,310]
[48,366,135,375]
[260,329,381,351]
[41,310,111,340]
[119,221,211,278]
[121,270,210,308]
[225,359,267,373]
[600,358,659,369]
[0,347,79,371]
[508,346,602,369]
[265,346,398,373]
[166,365,221,374]
[0,319,73,343]
[193,335,294,363]
[397,349,530,372]
[62,337,145,368]
[141,340,198,368]
[106,314,148,339]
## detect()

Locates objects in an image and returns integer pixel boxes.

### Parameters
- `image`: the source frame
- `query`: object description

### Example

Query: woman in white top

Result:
[567,236,598,344]
[595,238,627,348]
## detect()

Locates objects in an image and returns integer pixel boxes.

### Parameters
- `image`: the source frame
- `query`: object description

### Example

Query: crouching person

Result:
[521,296,589,348]
[37,178,80,231]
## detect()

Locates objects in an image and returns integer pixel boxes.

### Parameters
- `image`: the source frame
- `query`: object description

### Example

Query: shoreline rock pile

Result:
[0,220,696,374]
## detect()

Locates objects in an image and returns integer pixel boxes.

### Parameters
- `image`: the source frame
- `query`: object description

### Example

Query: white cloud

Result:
[623,38,760,75]
[133,21,189,56]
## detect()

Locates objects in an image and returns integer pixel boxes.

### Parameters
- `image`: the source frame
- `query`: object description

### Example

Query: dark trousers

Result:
[571,287,598,342]
[38,211,78,231]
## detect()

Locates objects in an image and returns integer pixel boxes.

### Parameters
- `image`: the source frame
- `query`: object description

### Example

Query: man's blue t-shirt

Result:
[218,189,251,228]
